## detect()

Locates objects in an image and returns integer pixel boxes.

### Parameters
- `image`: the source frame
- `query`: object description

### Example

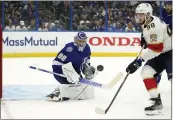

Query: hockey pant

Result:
[142,50,172,81]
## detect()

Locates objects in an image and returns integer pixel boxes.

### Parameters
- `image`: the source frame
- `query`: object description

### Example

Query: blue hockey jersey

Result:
[52,42,91,75]
[162,8,172,30]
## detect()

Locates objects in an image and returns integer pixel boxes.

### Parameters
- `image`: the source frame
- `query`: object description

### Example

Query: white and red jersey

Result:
[141,15,172,61]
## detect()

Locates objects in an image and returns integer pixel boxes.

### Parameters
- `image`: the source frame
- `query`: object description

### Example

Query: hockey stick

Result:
[29,66,124,89]
[95,72,130,114]
[95,47,144,114]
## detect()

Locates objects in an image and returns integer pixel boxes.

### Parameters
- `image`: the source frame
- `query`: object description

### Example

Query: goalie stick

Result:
[95,47,144,114]
[29,66,124,89]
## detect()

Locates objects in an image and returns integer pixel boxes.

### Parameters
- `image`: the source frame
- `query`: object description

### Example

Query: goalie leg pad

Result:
[59,84,94,100]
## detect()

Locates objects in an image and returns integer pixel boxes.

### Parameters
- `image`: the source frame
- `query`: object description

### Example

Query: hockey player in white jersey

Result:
[126,3,172,115]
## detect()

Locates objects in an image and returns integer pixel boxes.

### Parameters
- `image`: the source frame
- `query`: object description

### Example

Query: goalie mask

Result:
[74,31,88,52]
[135,3,153,24]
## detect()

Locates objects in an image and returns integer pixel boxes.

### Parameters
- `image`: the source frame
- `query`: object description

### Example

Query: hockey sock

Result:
[143,78,159,98]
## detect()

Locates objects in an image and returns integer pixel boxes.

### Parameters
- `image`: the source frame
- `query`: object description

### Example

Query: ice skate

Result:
[145,94,163,115]
[46,87,70,102]
[46,87,62,102]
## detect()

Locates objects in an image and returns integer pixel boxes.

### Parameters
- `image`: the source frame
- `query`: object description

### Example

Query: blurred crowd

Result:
[4,1,35,31]
[3,1,65,31]
[1,1,172,32]
[70,1,161,32]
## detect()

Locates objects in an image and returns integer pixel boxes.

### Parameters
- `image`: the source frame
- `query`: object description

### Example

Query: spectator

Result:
[125,20,136,32]
[78,20,89,31]
[89,19,95,29]
[114,22,123,32]
[108,11,114,21]
[150,2,160,16]
[27,19,36,31]
[11,16,18,26]
[38,22,48,31]
[4,19,15,31]
[15,21,27,31]
[7,3,13,14]
[130,16,140,31]
[96,9,105,20]
[107,20,115,31]
[92,19,104,31]
[85,20,92,29]
[51,20,65,31]
[162,1,172,30]
[119,18,126,29]
[45,18,55,31]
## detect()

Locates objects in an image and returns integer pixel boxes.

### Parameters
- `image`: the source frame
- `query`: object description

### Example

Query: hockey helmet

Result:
[74,31,88,51]
[135,3,153,15]
[135,3,153,23]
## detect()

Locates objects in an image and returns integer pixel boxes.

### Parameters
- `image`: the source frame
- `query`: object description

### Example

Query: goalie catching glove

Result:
[82,63,98,80]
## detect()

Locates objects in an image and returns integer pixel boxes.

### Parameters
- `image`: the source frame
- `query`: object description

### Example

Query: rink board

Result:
[3,32,141,57]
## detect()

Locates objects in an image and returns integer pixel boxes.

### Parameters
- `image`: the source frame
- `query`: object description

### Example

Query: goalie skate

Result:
[46,87,69,102]
[145,95,163,115]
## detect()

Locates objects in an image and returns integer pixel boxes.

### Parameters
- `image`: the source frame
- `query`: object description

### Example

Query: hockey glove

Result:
[82,66,98,80]
[126,58,144,74]
[141,33,147,49]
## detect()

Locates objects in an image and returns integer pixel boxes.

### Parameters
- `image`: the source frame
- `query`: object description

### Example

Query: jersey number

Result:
[58,53,67,61]
[147,23,155,30]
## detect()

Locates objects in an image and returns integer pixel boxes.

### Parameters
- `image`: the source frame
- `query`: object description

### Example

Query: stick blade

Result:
[95,107,106,115]
[107,72,124,88]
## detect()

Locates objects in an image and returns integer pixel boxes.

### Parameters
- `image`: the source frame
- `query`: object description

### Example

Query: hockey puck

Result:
[97,65,104,71]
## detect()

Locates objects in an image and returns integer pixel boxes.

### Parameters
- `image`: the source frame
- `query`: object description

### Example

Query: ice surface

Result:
[1,57,172,119]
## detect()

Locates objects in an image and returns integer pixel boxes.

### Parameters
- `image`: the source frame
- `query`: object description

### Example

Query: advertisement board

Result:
[3,32,141,57]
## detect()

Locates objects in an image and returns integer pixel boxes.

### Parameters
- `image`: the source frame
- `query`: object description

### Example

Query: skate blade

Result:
[145,109,163,116]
